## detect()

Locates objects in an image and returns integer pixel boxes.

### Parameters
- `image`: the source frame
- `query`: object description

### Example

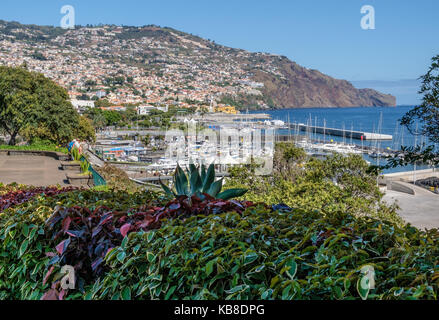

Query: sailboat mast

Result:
[413,122,419,183]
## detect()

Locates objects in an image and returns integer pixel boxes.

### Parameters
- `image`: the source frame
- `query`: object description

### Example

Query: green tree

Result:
[103,110,122,126]
[274,142,307,181]
[75,116,96,143]
[226,145,401,225]
[94,99,111,108]
[0,66,80,145]
[0,67,35,145]
[92,112,107,130]
[402,55,439,144]
[123,106,138,123]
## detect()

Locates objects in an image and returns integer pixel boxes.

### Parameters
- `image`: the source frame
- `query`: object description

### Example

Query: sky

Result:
[1,0,438,105]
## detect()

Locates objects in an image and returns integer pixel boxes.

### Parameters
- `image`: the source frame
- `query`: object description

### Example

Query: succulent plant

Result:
[160,163,247,201]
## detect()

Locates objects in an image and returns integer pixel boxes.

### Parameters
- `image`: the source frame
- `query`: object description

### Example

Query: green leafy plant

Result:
[2,182,439,301]
[0,185,77,213]
[226,146,402,226]
[91,205,439,300]
[0,186,164,300]
[80,160,90,175]
[160,163,247,201]
[71,147,81,162]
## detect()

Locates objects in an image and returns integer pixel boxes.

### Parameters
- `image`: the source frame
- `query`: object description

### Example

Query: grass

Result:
[0,143,68,154]
[90,185,110,192]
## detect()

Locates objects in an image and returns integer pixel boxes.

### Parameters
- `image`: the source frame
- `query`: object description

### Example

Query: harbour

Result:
[87,106,439,179]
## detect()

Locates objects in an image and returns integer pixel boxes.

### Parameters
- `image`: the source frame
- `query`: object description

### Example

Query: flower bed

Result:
[0,184,78,213]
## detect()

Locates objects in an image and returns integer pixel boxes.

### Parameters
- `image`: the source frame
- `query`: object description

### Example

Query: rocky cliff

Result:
[251,58,396,108]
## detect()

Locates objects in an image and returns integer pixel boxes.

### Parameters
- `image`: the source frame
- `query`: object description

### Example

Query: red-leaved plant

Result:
[41,164,254,299]
[0,186,78,213]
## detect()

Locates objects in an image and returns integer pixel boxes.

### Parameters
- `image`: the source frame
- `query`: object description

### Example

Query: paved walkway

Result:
[383,182,439,230]
[0,154,69,186]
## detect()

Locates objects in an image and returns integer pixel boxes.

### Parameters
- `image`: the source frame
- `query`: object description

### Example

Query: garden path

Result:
[0,154,69,186]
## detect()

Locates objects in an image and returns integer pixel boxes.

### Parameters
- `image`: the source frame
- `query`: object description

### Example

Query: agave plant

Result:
[160,163,247,201]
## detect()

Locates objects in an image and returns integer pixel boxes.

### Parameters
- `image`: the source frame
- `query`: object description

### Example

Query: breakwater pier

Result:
[288,123,392,141]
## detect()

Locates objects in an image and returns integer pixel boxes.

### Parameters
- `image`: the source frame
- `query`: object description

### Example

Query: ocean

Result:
[250,106,438,173]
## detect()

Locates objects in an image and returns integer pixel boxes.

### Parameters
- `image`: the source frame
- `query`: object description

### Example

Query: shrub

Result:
[41,193,253,299]
[89,205,439,300]
[226,150,402,226]
[0,183,26,195]
[0,196,54,299]
[0,186,83,299]
[96,164,138,193]
[43,197,161,290]
[0,188,165,299]
[0,185,77,213]
[2,184,439,301]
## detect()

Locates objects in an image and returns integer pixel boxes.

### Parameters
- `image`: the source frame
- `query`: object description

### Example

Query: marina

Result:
[88,107,439,178]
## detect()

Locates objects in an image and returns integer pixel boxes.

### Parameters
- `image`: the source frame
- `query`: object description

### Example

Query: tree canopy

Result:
[0,66,92,145]
[226,143,401,225]
[401,55,439,144]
